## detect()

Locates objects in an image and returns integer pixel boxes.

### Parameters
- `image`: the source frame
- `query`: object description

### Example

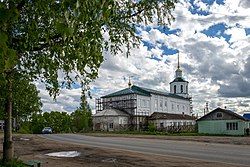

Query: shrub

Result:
[148,123,156,132]
[18,123,32,134]
[0,159,25,167]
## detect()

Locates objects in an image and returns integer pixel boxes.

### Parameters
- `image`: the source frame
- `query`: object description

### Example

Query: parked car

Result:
[42,127,52,134]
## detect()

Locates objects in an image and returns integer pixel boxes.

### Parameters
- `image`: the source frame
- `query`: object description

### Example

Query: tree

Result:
[0,0,177,162]
[29,113,45,134]
[0,73,42,118]
[71,109,92,132]
[71,90,92,132]
[0,72,42,132]
[30,111,72,133]
[0,72,42,160]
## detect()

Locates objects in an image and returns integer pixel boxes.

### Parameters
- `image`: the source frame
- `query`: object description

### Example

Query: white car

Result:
[42,127,52,134]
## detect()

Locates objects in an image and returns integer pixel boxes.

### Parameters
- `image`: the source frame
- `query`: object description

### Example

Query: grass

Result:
[0,159,25,167]
[85,130,245,137]
[86,130,200,136]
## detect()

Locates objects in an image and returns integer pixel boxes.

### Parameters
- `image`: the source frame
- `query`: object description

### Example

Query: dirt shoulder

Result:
[85,133,250,145]
[0,134,246,167]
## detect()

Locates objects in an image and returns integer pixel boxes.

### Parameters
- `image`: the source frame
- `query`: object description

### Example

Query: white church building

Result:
[93,55,195,131]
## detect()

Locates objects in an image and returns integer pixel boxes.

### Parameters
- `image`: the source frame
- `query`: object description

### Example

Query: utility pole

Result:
[204,102,209,116]
[205,102,209,114]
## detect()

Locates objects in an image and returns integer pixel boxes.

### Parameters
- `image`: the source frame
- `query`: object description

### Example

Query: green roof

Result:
[101,85,189,100]
[101,86,150,98]
[170,77,188,84]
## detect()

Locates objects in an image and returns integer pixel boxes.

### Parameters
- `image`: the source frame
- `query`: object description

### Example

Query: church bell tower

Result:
[170,53,189,98]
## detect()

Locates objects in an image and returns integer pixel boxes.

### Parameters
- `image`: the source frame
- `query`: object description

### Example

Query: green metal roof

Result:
[170,77,188,84]
[101,86,150,98]
[101,85,189,100]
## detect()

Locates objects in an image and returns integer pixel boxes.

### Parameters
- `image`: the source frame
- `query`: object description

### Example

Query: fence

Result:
[158,125,197,133]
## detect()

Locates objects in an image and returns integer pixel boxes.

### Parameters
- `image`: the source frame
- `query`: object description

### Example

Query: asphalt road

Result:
[41,134,250,166]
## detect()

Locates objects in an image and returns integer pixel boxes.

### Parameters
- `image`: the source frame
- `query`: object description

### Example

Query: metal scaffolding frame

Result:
[95,95,150,130]
[95,96,137,115]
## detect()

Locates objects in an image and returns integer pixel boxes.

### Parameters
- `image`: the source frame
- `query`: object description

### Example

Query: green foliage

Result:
[87,130,199,136]
[71,109,92,132]
[29,113,45,134]
[148,123,156,132]
[71,90,92,132]
[0,158,25,167]
[0,0,177,161]
[30,111,72,134]
[27,108,92,134]
[0,72,42,120]
[17,122,32,134]
[0,0,177,96]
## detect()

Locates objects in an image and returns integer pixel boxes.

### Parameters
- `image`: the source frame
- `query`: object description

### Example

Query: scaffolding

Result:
[95,95,137,115]
[95,95,150,130]
[188,95,193,115]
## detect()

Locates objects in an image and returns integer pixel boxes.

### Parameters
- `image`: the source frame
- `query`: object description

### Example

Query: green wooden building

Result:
[197,108,250,136]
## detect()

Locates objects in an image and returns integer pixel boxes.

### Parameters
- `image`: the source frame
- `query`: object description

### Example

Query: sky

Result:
[37,0,250,116]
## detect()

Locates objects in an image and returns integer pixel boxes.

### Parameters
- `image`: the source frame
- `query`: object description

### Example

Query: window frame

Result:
[226,122,238,130]
[216,112,223,118]
[154,99,158,111]
[109,123,114,129]
[174,85,176,93]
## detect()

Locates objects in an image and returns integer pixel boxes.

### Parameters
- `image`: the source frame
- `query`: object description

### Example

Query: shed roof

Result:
[93,109,129,117]
[149,112,196,120]
[197,108,248,121]
[102,85,189,100]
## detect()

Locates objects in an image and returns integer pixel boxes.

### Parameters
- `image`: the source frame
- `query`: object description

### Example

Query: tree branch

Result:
[16,0,26,11]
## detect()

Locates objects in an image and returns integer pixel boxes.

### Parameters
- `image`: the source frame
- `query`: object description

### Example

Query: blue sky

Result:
[38,0,250,116]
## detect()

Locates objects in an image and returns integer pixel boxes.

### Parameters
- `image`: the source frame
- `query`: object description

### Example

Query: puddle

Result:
[20,138,30,141]
[45,151,81,157]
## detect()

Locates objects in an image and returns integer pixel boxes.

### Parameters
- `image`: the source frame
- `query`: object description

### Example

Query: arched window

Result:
[181,85,183,93]
[174,85,176,93]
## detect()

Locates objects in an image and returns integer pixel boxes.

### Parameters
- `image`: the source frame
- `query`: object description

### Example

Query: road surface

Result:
[41,134,250,166]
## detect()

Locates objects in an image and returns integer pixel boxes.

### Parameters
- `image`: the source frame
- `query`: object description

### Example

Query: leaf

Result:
[4,49,17,70]
[0,32,8,44]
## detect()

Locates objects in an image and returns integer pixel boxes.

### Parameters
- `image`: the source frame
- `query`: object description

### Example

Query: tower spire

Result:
[177,53,180,69]
[175,53,182,78]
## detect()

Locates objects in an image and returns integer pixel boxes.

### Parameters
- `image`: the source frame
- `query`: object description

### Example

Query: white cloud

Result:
[225,26,246,43]
[38,0,250,116]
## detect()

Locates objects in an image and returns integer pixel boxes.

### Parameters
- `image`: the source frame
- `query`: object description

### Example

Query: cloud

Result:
[239,0,250,8]
[38,0,250,115]
[217,56,250,98]
[36,82,81,113]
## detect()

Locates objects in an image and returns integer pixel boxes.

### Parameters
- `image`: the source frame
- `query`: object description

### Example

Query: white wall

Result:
[170,81,188,98]
[93,116,129,131]
[136,95,151,116]
[137,94,191,116]
[152,119,196,128]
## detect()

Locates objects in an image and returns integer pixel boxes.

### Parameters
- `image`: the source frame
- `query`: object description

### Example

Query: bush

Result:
[18,123,32,134]
[0,159,25,167]
[148,123,156,132]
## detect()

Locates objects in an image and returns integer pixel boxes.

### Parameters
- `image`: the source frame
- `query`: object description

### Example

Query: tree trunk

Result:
[3,78,14,162]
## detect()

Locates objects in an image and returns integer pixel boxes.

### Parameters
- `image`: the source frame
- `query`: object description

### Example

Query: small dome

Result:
[176,68,182,72]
